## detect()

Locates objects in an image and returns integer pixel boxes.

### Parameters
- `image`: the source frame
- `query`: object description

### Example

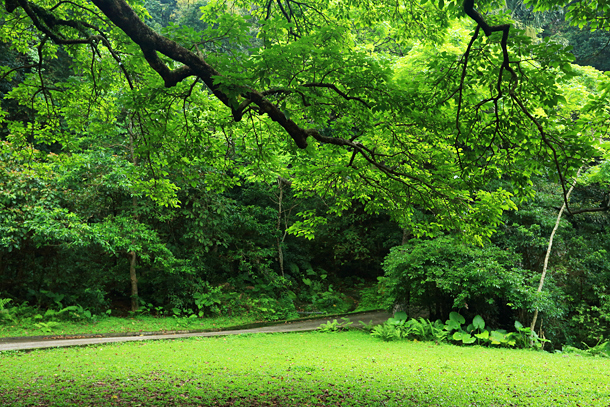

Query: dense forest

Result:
[0,0,609,350]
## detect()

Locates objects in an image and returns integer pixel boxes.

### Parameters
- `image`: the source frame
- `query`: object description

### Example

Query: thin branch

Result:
[301,82,370,108]
[0,63,38,82]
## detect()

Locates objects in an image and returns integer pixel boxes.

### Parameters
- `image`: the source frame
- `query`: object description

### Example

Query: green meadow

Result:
[1,331,608,406]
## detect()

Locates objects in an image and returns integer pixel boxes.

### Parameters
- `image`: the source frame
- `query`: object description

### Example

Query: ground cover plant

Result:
[369,312,557,351]
[0,315,257,338]
[1,331,608,406]
[0,285,378,339]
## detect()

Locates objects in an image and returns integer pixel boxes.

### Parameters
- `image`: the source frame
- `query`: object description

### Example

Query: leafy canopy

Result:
[0,0,605,239]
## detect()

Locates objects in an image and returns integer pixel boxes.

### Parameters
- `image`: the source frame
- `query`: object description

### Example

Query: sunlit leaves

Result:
[0,0,605,241]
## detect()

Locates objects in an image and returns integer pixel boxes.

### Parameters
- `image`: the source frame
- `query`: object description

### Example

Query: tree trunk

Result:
[128,120,139,312]
[530,168,581,341]
[276,177,285,277]
[129,250,138,312]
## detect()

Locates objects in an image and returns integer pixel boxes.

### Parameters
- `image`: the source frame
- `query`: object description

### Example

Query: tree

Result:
[0,139,180,311]
[529,167,580,340]
[0,0,602,240]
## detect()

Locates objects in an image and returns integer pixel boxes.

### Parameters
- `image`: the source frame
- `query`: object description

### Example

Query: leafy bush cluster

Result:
[380,236,544,325]
[371,311,549,349]
[563,339,610,358]
[0,295,108,334]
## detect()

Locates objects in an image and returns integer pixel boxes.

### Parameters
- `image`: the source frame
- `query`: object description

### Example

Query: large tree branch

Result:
[463,0,517,87]
[565,206,609,215]
[4,0,572,210]
[92,0,315,148]
[6,0,511,159]
[89,0,318,149]
[462,0,585,210]
[300,83,370,108]
[6,0,313,148]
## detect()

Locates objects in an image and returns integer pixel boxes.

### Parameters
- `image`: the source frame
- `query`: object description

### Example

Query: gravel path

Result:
[0,310,392,351]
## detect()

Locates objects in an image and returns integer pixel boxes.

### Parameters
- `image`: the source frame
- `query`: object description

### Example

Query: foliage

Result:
[358,319,376,332]
[563,337,610,358]
[372,311,549,349]
[370,323,401,342]
[381,236,540,324]
[301,208,402,279]
[0,138,387,319]
[295,265,353,313]
[0,297,108,334]
[354,285,389,312]
[1,0,609,345]
[0,298,13,322]
[385,316,448,343]
[0,142,180,313]
[317,317,353,333]
[496,173,610,347]
[0,0,602,243]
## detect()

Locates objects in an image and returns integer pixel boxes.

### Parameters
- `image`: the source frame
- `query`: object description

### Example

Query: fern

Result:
[0,298,11,310]
[0,298,14,322]
[371,324,400,342]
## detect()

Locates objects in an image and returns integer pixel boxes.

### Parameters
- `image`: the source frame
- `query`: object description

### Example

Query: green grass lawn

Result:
[0,315,258,338]
[1,330,608,406]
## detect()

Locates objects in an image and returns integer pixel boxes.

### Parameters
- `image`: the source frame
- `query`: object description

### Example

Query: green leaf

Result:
[462,335,476,344]
[452,331,464,341]
[449,312,465,325]
[474,330,489,340]
[445,319,461,331]
[473,315,485,330]
[394,311,408,321]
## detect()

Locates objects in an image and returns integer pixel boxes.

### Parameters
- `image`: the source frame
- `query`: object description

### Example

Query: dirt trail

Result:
[0,310,392,351]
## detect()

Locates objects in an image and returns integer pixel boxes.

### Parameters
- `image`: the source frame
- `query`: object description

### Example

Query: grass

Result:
[0,315,258,338]
[1,330,609,406]
[0,307,381,339]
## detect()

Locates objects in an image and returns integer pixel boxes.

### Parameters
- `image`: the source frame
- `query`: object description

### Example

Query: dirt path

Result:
[0,311,392,351]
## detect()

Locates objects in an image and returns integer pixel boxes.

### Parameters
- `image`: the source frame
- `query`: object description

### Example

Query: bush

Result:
[380,236,542,326]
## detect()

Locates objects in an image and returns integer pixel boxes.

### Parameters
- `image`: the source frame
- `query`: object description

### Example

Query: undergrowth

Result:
[0,315,257,338]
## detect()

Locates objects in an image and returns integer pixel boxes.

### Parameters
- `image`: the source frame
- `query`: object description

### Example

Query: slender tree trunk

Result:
[128,120,139,312]
[276,177,285,277]
[530,168,581,341]
[129,250,138,312]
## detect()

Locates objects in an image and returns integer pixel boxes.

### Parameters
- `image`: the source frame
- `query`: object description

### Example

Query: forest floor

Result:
[0,310,392,351]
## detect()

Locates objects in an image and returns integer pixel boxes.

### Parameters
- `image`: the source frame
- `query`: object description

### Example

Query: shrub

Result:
[380,236,541,325]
